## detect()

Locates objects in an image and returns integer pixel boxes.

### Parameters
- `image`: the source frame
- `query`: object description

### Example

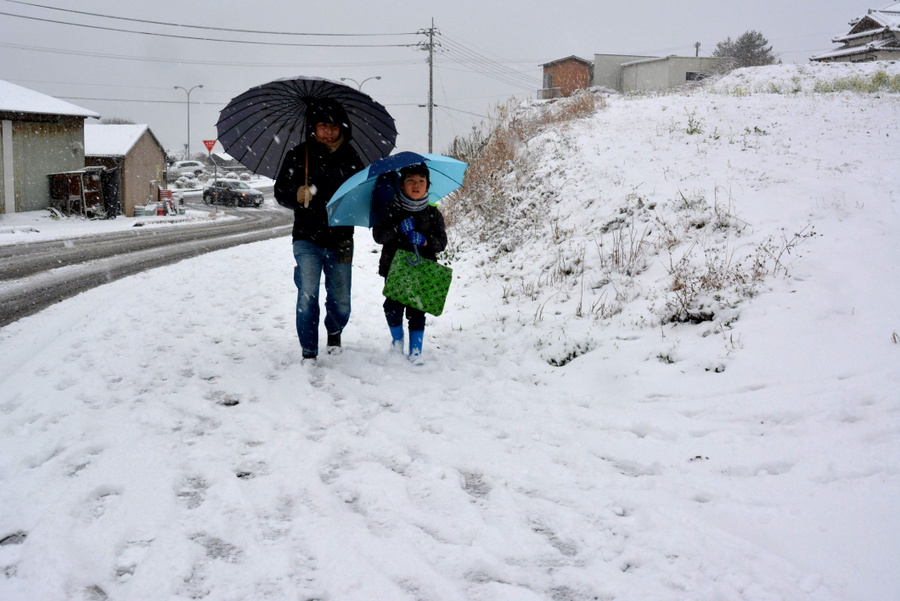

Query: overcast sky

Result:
[0,0,880,158]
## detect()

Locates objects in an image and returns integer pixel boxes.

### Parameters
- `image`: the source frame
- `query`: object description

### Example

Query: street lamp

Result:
[174,84,203,160]
[340,76,381,91]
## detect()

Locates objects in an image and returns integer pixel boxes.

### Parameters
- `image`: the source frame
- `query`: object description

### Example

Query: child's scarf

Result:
[398,189,429,212]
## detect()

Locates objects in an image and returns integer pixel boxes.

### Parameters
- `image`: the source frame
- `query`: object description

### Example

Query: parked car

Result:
[167,160,207,179]
[203,180,264,207]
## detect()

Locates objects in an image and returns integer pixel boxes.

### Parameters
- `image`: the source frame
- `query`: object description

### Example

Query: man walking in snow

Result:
[274,99,364,363]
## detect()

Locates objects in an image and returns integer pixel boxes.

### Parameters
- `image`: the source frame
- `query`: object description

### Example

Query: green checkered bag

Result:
[383,248,453,316]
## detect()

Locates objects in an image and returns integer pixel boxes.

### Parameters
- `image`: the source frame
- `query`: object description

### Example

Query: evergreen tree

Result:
[713,30,779,69]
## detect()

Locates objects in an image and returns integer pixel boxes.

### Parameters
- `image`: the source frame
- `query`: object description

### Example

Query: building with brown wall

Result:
[84,124,166,217]
[540,56,594,99]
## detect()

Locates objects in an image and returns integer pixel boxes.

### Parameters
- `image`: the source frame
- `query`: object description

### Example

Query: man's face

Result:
[314,122,340,143]
[401,174,428,200]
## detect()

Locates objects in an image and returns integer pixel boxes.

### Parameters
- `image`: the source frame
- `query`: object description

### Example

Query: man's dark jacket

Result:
[274,129,364,248]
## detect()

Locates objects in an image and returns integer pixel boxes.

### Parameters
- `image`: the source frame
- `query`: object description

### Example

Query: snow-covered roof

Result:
[0,79,99,118]
[813,3,900,61]
[84,124,154,157]
[845,3,900,35]
[541,55,593,68]
[619,55,727,68]
[833,27,894,44]
[811,36,900,61]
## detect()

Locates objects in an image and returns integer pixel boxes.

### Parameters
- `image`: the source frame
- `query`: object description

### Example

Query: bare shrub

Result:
[545,90,605,125]
[589,292,623,321]
[594,223,654,277]
[751,224,817,278]
[443,91,605,247]
[663,245,740,324]
[660,222,817,324]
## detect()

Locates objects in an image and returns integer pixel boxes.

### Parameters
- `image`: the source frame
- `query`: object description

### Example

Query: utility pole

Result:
[428,19,434,153]
[695,42,701,57]
[417,20,438,153]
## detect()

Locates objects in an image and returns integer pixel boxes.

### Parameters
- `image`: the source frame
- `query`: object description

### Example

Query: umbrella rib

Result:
[223,116,295,174]
[222,110,295,157]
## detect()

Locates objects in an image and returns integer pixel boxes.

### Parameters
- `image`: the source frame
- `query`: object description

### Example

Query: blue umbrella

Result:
[326,151,467,227]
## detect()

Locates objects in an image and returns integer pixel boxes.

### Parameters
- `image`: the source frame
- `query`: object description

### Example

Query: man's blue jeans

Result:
[292,240,352,357]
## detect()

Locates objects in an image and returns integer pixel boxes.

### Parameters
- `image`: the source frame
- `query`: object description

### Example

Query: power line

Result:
[0,0,417,37]
[439,45,537,91]
[0,41,423,68]
[10,77,201,92]
[52,95,430,109]
[434,104,488,119]
[0,10,418,47]
[436,61,540,84]
[441,31,540,82]
[439,33,538,90]
[55,96,223,105]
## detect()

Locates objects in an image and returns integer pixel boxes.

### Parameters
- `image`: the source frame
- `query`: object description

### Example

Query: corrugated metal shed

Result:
[0,79,99,215]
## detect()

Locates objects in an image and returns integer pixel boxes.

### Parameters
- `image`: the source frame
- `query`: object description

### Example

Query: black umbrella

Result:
[215,76,397,179]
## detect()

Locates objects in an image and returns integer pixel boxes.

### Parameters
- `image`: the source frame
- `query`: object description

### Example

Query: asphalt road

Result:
[0,204,294,329]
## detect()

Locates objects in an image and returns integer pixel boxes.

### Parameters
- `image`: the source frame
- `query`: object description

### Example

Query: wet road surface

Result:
[0,204,293,328]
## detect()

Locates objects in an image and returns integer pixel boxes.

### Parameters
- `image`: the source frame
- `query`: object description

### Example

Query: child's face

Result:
[401,175,428,200]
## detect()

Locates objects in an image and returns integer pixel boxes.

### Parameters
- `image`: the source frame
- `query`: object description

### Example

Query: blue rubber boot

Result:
[408,330,425,365]
[389,325,405,354]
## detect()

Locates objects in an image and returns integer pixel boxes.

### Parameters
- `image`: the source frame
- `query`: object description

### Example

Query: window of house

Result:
[543,71,553,89]
[685,72,707,82]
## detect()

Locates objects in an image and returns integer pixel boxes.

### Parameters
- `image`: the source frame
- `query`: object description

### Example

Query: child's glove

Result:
[407,231,426,247]
[399,217,415,233]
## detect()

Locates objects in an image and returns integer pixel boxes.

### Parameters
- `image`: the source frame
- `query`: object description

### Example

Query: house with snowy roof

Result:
[811,2,900,62]
[84,124,166,218]
[0,79,99,215]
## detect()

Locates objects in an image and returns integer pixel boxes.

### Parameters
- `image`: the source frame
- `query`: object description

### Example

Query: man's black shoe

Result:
[326,333,342,355]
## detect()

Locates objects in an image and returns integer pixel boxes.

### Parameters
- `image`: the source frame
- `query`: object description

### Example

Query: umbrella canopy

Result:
[215,76,397,179]
[327,151,467,228]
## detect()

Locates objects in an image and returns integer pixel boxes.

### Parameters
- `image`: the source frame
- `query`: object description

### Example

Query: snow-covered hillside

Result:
[1,63,898,601]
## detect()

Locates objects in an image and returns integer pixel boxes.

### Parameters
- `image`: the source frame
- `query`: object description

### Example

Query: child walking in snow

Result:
[372,163,448,364]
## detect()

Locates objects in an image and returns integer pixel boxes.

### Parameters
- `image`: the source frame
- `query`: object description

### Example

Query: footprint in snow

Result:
[0,531,27,546]
[71,585,107,600]
[460,471,491,499]
[115,538,154,583]
[177,476,208,510]
[190,533,242,563]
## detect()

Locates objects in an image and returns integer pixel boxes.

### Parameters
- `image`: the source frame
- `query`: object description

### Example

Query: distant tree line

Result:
[99,117,136,125]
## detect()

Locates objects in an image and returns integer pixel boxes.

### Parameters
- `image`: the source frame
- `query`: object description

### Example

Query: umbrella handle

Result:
[405,246,421,267]
[303,146,310,208]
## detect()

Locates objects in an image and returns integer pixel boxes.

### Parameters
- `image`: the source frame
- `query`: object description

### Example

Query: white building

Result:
[594,54,730,93]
